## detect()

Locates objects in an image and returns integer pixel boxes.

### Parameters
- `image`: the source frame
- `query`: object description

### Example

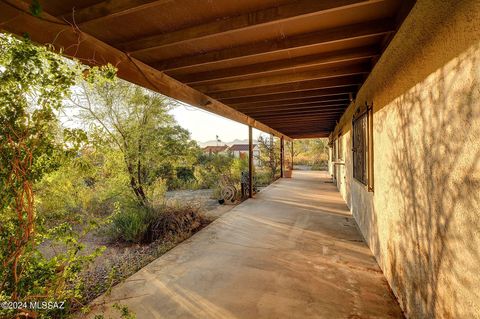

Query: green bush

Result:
[144,203,206,243]
[311,160,328,171]
[176,166,195,183]
[109,203,150,243]
[108,202,208,244]
[195,153,234,189]
[255,170,274,187]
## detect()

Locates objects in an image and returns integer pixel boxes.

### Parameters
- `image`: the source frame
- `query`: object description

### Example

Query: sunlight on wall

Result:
[330,1,480,318]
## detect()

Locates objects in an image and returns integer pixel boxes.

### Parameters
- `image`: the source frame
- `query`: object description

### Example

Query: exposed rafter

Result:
[154,19,394,71]
[231,97,350,109]
[117,0,367,53]
[195,63,369,93]
[176,46,378,85]
[250,109,345,118]
[240,106,348,116]
[1,0,414,138]
[0,0,289,140]
[208,75,364,99]
[219,87,357,104]
[59,0,171,25]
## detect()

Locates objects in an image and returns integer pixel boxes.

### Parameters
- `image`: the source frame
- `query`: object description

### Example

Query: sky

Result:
[170,103,263,143]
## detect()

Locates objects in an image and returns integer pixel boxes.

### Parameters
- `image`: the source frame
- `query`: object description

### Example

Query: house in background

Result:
[202,145,228,155]
[228,144,260,165]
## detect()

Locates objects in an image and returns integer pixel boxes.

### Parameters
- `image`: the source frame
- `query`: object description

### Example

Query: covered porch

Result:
[84,170,402,318]
[2,1,478,317]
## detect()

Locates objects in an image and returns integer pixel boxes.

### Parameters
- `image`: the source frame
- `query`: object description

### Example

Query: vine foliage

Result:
[0,34,107,318]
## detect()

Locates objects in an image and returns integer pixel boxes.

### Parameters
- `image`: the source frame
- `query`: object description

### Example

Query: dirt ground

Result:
[39,188,238,311]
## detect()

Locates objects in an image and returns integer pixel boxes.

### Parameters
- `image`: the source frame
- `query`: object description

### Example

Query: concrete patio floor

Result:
[86,171,403,319]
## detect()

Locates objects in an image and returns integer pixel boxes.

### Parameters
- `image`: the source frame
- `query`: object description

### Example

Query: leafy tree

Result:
[0,34,104,318]
[292,138,329,166]
[195,153,234,189]
[256,134,281,180]
[69,76,198,207]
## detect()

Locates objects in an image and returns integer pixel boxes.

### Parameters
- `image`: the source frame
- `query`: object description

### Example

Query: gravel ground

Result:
[165,188,220,212]
[38,188,238,314]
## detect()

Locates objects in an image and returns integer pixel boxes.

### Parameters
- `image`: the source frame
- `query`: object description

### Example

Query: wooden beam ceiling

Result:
[59,0,170,25]
[176,46,379,85]
[231,96,350,108]
[1,0,414,138]
[195,63,370,93]
[0,0,289,140]
[116,0,367,54]
[241,105,348,115]
[219,87,356,104]
[153,19,395,71]
[252,111,345,119]
[208,75,364,100]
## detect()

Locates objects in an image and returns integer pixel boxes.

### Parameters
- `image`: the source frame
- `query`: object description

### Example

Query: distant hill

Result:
[198,138,258,148]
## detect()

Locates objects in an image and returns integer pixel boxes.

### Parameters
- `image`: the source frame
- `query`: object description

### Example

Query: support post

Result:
[291,141,294,169]
[280,136,284,178]
[248,126,253,198]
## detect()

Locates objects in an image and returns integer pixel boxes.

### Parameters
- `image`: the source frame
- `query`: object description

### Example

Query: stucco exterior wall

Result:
[329,1,480,318]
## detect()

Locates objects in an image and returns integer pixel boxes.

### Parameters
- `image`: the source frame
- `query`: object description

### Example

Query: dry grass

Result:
[76,205,213,313]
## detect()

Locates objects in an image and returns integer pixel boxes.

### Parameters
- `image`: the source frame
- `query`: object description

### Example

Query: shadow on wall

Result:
[386,44,480,318]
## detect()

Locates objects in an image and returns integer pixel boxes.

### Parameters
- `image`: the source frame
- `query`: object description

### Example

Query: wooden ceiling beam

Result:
[198,63,369,93]
[118,0,367,54]
[220,86,356,104]
[271,123,334,127]
[270,124,335,132]
[251,110,345,119]
[209,75,363,99]
[58,0,171,26]
[230,96,350,108]
[237,103,348,113]
[240,107,347,116]
[268,126,336,132]
[154,19,394,71]
[0,0,290,140]
[290,133,331,139]
[259,115,338,125]
[267,126,335,132]
[177,46,379,85]
[268,120,337,125]
[260,114,341,119]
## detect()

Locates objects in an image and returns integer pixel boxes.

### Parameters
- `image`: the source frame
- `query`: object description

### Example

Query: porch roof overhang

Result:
[0,0,414,139]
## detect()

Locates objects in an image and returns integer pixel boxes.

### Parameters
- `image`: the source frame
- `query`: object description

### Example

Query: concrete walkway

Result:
[87,171,403,319]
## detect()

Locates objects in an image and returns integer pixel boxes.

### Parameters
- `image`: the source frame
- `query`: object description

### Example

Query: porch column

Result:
[291,141,294,169]
[280,136,284,178]
[248,125,253,198]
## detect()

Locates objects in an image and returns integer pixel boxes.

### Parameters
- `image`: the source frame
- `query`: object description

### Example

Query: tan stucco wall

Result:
[330,1,480,318]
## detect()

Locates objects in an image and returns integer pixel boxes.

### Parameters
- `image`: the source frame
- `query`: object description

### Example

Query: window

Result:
[332,138,337,161]
[352,105,373,190]
[337,134,343,161]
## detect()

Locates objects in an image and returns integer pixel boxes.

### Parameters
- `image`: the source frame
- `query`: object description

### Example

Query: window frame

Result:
[332,138,337,161]
[337,133,344,161]
[352,104,374,191]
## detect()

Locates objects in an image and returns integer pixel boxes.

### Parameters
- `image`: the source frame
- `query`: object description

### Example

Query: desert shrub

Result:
[195,153,234,189]
[311,160,328,171]
[144,204,207,243]
[255,170,274,187]
[146,177,168,206]
[109,202,207,244]
[176,166,196,183]
[230,157,249,184]
[109,203,150,243]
